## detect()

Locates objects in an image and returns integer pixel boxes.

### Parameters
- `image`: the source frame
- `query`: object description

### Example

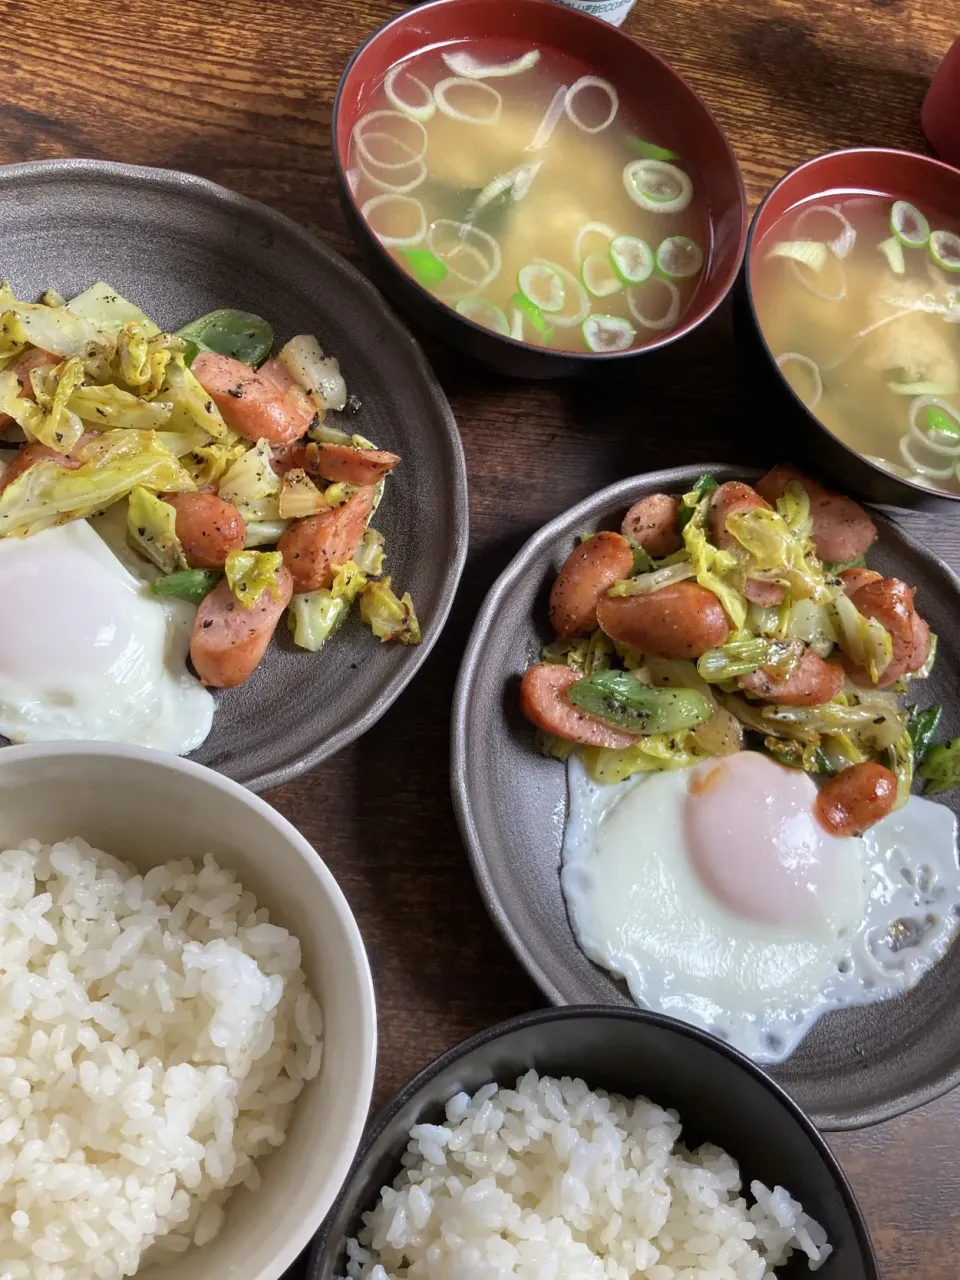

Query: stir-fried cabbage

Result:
[786,597,837,656]
[354,527,385,576]
[542,629,614,676]
[887,729,914,809]
[244,519,291,548]
[66,281,160,335]
[126,486,187,574]
[725,504,824,601]
[278,334,348,416]
[696,636,801,683]
[0,280,107,359]
[224,549,284,608]
[607,560,695,597]
[218,439,280,520]
[579,730,707,784]
[289,561,368,652]
[359,577,421,645]
[828,590,893,683]
[0,430,194,538]
[160,355,232,441]
[278,468,327,519]
[681,485,747,630]
[70,382,173,431]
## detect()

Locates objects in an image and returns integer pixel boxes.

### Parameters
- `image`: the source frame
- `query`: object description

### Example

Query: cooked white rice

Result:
[0,836,323,1280]
[342,1071,831,1280]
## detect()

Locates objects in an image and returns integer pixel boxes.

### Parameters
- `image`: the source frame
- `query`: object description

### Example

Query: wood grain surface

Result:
[2,0,960,1274]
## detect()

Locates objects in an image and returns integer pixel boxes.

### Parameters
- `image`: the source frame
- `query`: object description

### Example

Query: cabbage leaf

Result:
[359,577,421,645]
[219,439,280,520]
[681,485,746,630]
[224,549,284,608]
[579,729,706,784]
[289,560,367,651]
[126,486,188,573]
[0,429,195,538]
[70,382,173,431]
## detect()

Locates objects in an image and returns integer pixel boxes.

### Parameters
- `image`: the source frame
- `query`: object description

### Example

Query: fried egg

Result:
[562,750,960,1062]
[0,518,213,753]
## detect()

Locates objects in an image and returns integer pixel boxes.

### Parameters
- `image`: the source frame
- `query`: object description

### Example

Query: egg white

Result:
[0,518,213,754]
[561,756,960,1063]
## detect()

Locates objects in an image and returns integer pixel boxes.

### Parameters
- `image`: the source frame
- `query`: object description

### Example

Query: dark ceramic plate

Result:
[0,159,467,791]
[309,1008,878,1280]
[452,464,960,1129]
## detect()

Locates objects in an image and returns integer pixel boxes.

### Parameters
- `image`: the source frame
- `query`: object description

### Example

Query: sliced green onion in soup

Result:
[878,236,906,275]
[574,222,617,266]
[927,405,960,437]
[564,76,619,134]
[529,259,590,328]
[887,380,954,396]
[581,252,622,298]
[510,307,524,341]
[526,85,567,152]
[930,229,960,273]
[428,219,502,291]
[792,204,856,259]
[909,396,960,449]
[433,77,502,125]
[511,162,541,201]
[627,277,680,331]
[775,352,822,410]
[356,152,427,195]
[899,435,957,478]
[627,137,679,162]
[384,66,436,122]
[623,160,693,213]
[582,314,635,352]
[766,240,829,272]
[455,298,510,335]
[361,193,426,247]
[655,236,704,279]
[441,48,540,79]
[518,262,566,313]
[511,291,554,339]
[401,248,449,286]
[891,200,931,248]
[352,110,427,169]
[468,163,542,219]
[610,235,653,284]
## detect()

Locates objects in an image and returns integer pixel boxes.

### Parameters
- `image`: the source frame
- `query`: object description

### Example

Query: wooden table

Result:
[4,0,959,1273]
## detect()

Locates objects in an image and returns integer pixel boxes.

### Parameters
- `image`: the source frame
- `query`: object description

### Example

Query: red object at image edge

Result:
[923,36,960,170]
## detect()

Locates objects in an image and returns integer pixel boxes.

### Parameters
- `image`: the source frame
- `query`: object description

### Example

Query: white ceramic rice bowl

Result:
[0,742,377,1280]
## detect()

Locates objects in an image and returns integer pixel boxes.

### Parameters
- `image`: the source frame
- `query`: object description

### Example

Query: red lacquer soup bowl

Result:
[333,0,747,378]
[735,147,960,509]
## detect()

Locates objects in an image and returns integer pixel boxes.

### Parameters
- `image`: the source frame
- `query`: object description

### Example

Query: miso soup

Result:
[753,193,960,495]
[347,39,709,354]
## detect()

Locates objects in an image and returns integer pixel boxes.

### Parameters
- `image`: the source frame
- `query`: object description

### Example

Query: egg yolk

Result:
[684,751,849,926]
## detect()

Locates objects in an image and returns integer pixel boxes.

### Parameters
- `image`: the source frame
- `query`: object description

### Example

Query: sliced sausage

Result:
[519,663,636,748]
[621,494,682,558]
[0,443,81,495]
[0,348,59,435]
[278,485,375,592]
[280,440,400,487]
[190,564,294,688]
[549,531,634,639]
[192,351,314,446]
[709,482,785,607]
[164,492,246,569]
[842,573,928,686]
[739,648,844,706]
[756,464,877,564]
[597,581,730,659]
[837,567,882,595]
[814,762,898,837]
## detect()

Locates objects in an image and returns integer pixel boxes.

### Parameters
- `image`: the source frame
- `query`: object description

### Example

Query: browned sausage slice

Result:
[190,564,294,688]
[597,581,730,659]
[192,351,315,446]
[549,531,634,639]
[842,574,927,687]
[756,465,877,564]
[743,578,786,606]
[519,663,636,748]
[739,648,844,706]
[621,494,682,558]
[837,567,882,595]
[814,762,898,836]
[0,443,81,495]
[282,440,400,487]
[278,485,375,592]
[164,492,246,569]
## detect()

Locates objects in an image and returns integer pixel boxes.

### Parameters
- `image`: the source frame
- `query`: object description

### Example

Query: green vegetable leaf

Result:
[568,670,711,735]
[918,736,960,795]
[927,405,960,439]
[908,703,944,768]
[401,249,449,287]
[763,737,837,775]
[676,473,718,531]
[630,543,656,573]
[510,291,553,340]
[151,568,221,605]
[823,554,866,576]
[627,138,679,162]
[176,309,274,367]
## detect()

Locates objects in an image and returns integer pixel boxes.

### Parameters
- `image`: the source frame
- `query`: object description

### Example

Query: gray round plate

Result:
[0,159,467,791]
[452,463,960,1130]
